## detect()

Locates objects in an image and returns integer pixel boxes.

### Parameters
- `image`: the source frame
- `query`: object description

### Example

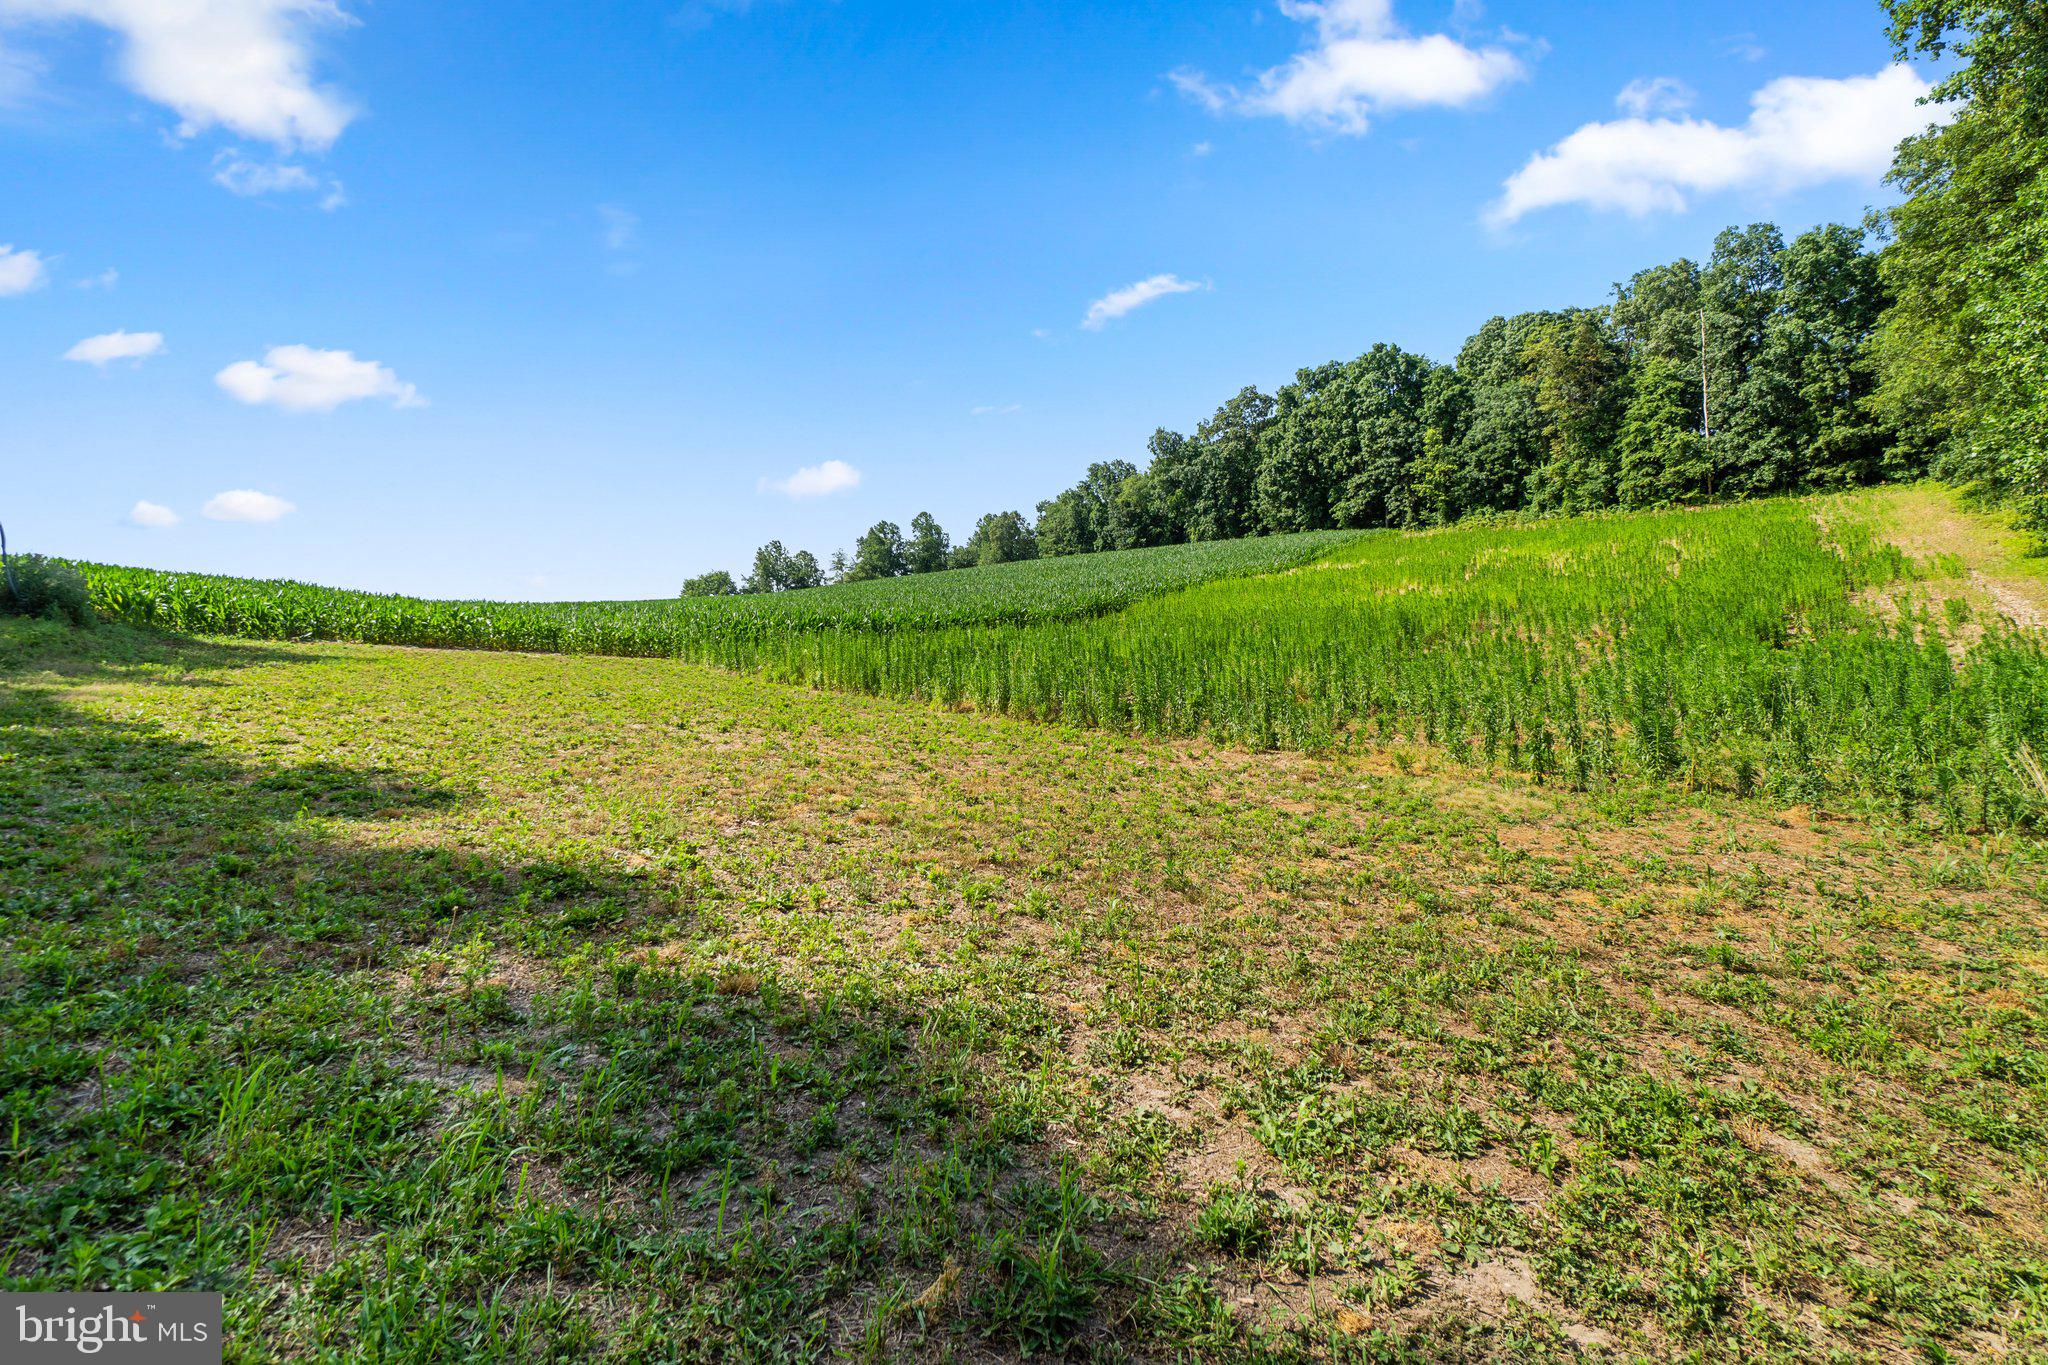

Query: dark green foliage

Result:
[785,549,824,589]
[1703,224,1819,500]
[0,554,93,627]
[956,511,1037,568]
[847,521,907,582]
[1034,462,1139,557]
[1616,360,1705,508]
[1032,488,1097,558]
[1524,311,1629,514]
[1447,313,1552,517]
[904,512,950,574]
[680,570,738,598]
[744,540,825,594]
[1323,345,1441,530]
[1258,369,1340,533]
[1172,389,1270,542]
[1781,225,1897,486]
[1877,0,2048,538]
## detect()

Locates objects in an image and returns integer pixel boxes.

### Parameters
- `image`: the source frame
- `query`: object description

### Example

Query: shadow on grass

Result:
[0,655,1240,1360]
[0,617,318,685]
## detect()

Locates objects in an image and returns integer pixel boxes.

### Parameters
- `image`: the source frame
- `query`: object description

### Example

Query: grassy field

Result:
[74,531,1358,655]
[71,492,2048,833]
[4,488,2045,1360]
[712,494,2048,829]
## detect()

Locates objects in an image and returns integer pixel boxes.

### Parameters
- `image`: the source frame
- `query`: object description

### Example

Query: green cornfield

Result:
[69,499,2048,827]
[73,530,1356,655]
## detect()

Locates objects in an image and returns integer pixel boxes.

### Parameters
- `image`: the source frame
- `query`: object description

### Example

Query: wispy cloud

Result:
[76,267,119,290]
[1172,0,1528,137]
[971,403,1022,417]
[64,329,165,365]
[216,344,425,412]
[1082,274,1207,331]
[212,149,345,209]
[1726,33,1768,64]
[1491,67,1937,226]
[1615,76,1694,118]
[758,459,861,499]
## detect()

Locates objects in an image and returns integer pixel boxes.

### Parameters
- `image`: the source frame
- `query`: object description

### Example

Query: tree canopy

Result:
[1876,0,2048,534]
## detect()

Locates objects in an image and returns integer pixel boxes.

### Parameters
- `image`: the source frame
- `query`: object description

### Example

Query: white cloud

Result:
[758,459,861,499]
[0,0,356,149]
[1190,140,1213,157]
[1083,274,1207,331]
[0,243,48,295]
[211,149,344,208]
[216,344,424,412]
[64,329,165,365]
[1616,76,1694,118]
[202,489,294,522]
[1491,66,1937,226]
[127,499,178,527]
[1173,0,1526,136]
[971,403,1022,417]
[77,267,118,290]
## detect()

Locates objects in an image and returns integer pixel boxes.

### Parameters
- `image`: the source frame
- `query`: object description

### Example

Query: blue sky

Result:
[1,0,1934,599]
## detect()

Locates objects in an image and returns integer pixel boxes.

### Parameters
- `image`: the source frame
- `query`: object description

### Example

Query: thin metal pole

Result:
[1699,307,1714,499]
[0,520,18,604]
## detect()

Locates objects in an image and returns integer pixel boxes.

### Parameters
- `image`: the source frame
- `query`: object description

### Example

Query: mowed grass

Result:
[75,530,1358,654]
[2,614,2044,1360]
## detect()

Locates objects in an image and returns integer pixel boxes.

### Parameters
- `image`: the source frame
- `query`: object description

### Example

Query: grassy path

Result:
[1843,483,2048,634]
[3,619,2044,1360]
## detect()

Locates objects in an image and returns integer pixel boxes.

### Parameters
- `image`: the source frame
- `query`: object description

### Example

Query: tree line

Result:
[1029,220,1907,559]
[691,0,2045,597]
[694,219,1907,595]
[682,509,1038,595]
